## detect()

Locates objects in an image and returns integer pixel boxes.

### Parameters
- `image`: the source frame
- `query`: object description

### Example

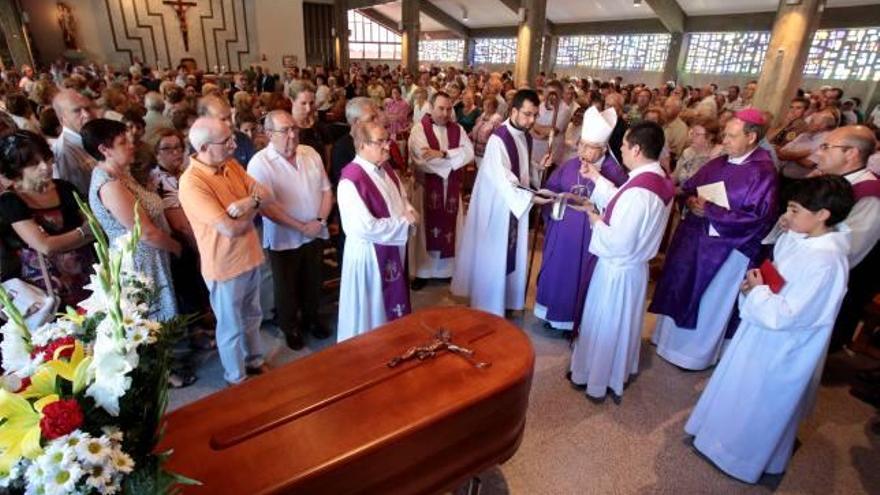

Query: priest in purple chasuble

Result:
[452,90,555,317]
[567,122,674,400]
[407,91,475,288]
[534,106,629,331]
[650,109,778,370]
[337,121,418,342]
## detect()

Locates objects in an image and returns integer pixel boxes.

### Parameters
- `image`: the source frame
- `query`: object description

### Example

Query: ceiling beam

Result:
[346,0,395,9]
[359,7,402,34]
[493,0,555,37]
[422,1,470,38]
[550,18,667,36]
[644,0,686,34]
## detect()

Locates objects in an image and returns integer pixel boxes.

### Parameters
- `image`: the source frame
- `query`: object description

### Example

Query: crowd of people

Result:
[1,57,879,484]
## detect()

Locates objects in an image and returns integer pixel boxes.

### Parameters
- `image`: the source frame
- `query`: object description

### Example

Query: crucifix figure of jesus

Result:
[164,0,197,52]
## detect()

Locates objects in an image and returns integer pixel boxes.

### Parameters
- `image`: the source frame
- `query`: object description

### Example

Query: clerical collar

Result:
[728,146,758,165]
[506,120,526,135]
[354,154,384,175]
[843,167,870,183]
[628,161,662,178]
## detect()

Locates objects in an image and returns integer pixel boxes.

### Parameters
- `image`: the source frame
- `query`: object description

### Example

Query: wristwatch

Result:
[317,217,327,226]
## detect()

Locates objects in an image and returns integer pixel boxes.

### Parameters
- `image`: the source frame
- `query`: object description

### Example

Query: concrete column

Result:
[401,0,420,74]
[540,34,557,76]
[513,0,546,88]
[0,0,32,68]
[661,32,683,84]
[753,0,823,128]
[463,37,475,69]
[333,0,349,71]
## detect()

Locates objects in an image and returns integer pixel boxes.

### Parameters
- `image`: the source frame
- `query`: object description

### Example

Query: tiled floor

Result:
[169,274,880,494]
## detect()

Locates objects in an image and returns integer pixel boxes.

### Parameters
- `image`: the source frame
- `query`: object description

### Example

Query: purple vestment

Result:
[493,125,532,274]
[854,177,880,201]
[648,147,778,329]
[421,115,462,258]
[339,161,412,322]
[572,169,675,336]
[535,155,628,323]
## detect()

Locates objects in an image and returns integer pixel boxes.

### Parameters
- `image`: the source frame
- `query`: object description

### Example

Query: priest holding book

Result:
[650,108,778,370]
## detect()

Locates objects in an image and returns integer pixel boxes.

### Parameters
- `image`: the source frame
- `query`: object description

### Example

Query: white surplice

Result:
[451,121,534,316]
[407,120,475,278]
[685,227,850,484]
[337,155,414,342]
[569,163,672,398]
[843,169,880,267]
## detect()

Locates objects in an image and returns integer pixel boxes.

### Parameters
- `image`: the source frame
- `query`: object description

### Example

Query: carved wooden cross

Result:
[163,0,197,52]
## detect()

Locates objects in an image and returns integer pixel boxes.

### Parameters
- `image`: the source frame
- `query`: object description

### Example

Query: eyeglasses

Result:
[207,135,235,147]
[268,126,297,135]
[366,138,392,146]
[819,143,851,152]
[158,145,185,152]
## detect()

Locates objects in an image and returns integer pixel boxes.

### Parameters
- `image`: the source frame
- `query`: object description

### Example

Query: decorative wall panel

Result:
[102,0,256,71]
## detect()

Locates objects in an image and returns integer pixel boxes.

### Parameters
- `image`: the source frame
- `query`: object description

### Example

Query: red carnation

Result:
[31,336,77,362]
[40,399,84,440]
[15,376,32,393]
[75,306,87,316]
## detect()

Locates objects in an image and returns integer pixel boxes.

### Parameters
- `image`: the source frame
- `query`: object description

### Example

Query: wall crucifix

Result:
[163,0,198,52]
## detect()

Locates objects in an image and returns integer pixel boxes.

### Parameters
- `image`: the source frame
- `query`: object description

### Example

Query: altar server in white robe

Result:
[568,122,675,401]
[686,176,854,484]
[337,121,419,341]
[408,91,475,288]
[452,89,554,316]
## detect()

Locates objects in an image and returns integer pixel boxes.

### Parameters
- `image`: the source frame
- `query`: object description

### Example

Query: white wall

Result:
[253,0,306,74]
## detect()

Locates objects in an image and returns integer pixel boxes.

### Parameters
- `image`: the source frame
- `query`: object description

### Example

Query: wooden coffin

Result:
[158,307,535,494]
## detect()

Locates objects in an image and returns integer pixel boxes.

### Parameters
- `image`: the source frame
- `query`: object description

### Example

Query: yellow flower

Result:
[44,340,92,395]
[0,390,58,474]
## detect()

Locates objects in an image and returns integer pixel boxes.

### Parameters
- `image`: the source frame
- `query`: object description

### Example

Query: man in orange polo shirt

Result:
[178,116,271,385]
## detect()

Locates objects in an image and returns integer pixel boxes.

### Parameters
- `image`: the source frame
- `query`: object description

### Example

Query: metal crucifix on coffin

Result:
[164,0,197,52]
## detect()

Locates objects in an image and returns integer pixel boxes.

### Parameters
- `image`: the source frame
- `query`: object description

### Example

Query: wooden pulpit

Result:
[158,307,535,494]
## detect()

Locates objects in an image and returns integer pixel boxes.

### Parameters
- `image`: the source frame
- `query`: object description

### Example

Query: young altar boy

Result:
[685,175,855,483]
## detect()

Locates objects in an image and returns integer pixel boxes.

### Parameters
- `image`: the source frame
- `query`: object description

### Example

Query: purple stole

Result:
[339,161,412,322]
[572,170,675,337]
[853,177,880,201]
[421,115,462,258]
[494,124,533,274]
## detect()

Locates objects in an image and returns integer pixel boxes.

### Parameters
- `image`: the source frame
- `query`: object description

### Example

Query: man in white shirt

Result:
[51,89,97,195]
[778,109,837,179]
[18,65,35,95]
[248,110,334,349]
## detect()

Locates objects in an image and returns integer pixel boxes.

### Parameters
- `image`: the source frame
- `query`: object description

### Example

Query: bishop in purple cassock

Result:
[535,106,629,330]
[650,109,778,370]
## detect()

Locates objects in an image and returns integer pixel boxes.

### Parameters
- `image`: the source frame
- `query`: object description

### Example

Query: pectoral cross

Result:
[431,227,441,238]
[392,304,405,318]
[164,0,197,52]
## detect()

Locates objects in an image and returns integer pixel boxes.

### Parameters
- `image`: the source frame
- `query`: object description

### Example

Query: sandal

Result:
[168,371,198,389]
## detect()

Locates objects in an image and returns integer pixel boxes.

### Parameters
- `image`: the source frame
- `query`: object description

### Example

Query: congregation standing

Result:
[0,59,878,486]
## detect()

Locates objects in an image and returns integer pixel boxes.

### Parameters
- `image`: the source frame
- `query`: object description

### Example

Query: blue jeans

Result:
[206,267,265,383]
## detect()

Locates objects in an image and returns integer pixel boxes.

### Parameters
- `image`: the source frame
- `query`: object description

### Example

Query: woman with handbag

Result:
[0,130,95,308]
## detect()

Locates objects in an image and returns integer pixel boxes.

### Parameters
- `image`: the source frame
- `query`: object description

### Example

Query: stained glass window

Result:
[348,10,401,60]
[684,31,770,75]
[555,34,671,71]
[804,28,880,81]
[419,39,465,63]
[473,38,518,65]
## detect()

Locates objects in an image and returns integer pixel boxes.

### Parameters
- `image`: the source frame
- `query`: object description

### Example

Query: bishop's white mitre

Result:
[581,106,617,145]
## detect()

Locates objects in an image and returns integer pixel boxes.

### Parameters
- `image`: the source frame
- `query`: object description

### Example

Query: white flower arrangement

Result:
[6,431,134,495]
